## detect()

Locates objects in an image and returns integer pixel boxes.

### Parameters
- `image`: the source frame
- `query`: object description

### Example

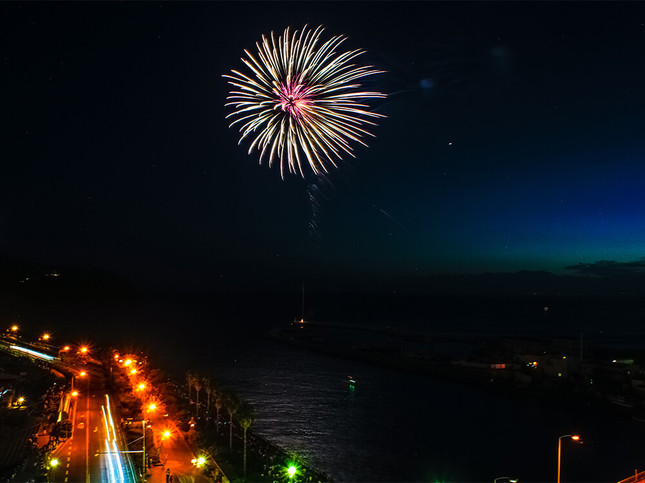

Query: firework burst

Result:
[224,25,386,178]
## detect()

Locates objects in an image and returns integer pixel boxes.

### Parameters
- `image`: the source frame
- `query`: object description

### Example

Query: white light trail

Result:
[10,344,55,361]
[102,395,127,482]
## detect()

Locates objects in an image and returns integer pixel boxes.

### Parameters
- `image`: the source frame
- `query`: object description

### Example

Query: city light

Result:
[72,391,79,397]
[42,333,51,341]
[288,465,297,478]
[79,371,87,377]
[10,325,18,332]
[62,346,70,352]
[80,346,89,354]
[50,458,59,467]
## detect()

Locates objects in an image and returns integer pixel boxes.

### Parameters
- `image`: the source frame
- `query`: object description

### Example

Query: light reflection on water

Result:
[130,297,645,482]
[189,333,645,482]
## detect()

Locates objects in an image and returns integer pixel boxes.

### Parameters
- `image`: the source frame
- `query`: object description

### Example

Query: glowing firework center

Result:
[225,25,386,178]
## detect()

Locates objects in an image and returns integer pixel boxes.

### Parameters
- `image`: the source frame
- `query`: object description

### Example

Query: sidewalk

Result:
[145,413,226,483]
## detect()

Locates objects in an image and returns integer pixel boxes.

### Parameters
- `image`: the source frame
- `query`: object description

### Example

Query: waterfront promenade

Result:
[145,410,223,483]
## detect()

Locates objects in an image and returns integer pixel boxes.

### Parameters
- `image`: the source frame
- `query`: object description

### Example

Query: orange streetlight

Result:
[557,434,582,483]
[10,325,19,332]
[42,333,51,341]
[79,346,88,354]
[79,371,87,377]
[71,391,79,397]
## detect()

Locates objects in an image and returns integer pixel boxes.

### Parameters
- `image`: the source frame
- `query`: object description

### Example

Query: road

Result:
[51,364,137,483]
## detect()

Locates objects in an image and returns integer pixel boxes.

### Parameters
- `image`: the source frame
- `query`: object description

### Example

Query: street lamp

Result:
[494,478,518,483]
[557,434,581,483]
[49,458,59,482]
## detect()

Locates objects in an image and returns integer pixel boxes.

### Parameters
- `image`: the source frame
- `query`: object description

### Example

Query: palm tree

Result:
[204,379,212,421]
[194,376,203,419]
[225,392,239,450]
[186,372,194,406]
[237,401,255,477]
[214,392,223,434]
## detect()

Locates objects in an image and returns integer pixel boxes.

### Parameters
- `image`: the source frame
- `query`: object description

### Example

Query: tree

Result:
[237,401,255,477]
[204,378,212,421]
[214,392,223,434]
[225,392,239,450]
[186,372,194,406]
[194,376,203,419]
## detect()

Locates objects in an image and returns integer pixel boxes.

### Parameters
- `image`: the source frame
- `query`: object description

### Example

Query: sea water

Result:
[94,295,645,482]
[198,336,644,482]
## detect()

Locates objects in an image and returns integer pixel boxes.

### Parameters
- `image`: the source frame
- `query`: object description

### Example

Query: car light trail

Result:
[102,405,118,482]
[10,344,56,361]
[102,395,127,482]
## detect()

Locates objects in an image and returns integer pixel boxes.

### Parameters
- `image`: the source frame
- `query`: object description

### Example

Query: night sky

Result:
[2,2,645,293]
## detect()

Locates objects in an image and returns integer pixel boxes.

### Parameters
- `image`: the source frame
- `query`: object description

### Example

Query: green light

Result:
[50,459,59,467]
[288,465,297,477]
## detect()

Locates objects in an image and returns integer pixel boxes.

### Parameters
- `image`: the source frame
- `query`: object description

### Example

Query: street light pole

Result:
[557,434,581,483]
[49,458,59,483]
[142,419,146,476]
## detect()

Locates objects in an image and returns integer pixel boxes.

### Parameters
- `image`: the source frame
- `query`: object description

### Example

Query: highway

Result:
[2,338,216,482]
[43,356,137,482]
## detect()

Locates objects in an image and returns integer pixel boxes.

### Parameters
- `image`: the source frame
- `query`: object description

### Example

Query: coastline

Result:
[266,321,645,419]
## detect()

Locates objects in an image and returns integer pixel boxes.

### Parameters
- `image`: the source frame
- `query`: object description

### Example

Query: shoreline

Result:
[266,322,645,420]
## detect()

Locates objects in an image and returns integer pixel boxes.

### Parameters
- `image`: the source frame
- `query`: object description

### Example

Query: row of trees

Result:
[186,372,255,477]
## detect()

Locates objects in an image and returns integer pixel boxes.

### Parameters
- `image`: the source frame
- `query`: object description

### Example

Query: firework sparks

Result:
[224,25,386,178]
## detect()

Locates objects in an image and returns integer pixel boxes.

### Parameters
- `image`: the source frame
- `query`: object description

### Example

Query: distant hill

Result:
[0,255,139,322]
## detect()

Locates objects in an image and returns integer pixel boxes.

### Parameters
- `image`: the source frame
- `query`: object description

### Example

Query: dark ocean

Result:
[45,291,645,482]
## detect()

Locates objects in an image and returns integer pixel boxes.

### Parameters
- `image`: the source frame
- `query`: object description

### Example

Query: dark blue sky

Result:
[2,2,644,292]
